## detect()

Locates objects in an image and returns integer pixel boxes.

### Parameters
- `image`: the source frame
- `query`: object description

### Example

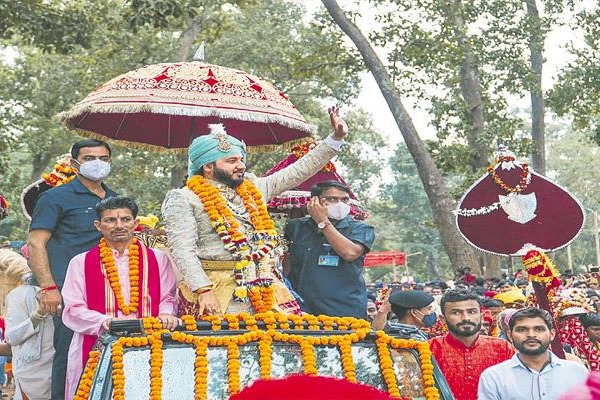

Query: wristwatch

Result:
[317,220,331,229]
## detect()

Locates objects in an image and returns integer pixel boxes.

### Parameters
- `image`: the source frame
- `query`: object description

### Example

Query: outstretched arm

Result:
[257,106,349,199]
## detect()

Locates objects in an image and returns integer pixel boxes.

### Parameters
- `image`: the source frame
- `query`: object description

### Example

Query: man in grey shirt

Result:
[478,307,588,400]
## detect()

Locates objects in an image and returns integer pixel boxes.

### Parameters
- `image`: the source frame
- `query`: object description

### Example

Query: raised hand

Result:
[328,105,348,140]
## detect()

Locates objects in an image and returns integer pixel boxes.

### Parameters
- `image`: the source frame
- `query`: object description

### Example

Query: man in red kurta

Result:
[429,289,513,400]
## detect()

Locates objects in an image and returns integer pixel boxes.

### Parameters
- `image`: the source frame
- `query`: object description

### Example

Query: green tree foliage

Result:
[365,0,563,173]
[370,144,451,280]
[546,121,600,271]
[547,5,600,144]
[0,0,375,243]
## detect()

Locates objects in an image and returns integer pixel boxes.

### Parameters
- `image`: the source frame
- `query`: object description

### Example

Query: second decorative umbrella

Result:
[262,141,369,220]
[58,61,315,152]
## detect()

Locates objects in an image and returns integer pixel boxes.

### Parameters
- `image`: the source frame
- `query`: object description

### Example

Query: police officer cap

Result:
[389,290,434,309]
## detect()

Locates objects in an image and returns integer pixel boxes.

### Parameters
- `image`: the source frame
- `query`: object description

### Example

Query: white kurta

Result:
[5,284,55,400]
[161,138,342,294]
[62,247,178,400]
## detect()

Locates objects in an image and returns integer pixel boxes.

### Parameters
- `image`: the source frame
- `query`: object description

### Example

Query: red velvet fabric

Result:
[263,146,369,220]
[230,374,394,400]
[457,169,584,256]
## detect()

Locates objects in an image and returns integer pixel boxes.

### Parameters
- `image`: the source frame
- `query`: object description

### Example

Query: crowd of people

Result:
[363,269,600,399]
[0,106,599,399]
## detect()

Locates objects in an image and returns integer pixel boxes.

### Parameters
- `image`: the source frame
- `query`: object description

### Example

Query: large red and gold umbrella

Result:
[58,61,315,152]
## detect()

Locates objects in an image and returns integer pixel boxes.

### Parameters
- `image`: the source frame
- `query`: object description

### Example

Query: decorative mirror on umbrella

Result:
[262,141,369,220]
[454,146,585,257]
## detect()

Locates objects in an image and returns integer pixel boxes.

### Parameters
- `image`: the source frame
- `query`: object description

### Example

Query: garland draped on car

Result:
[74,312,440,400]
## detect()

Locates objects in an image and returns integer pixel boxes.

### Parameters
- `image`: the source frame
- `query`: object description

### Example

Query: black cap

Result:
[389,290,434,310]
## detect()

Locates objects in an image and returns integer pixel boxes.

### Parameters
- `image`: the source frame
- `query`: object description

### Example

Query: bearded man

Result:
[478,307,589,400]
[161,107,347,317]
[428,289,514,400]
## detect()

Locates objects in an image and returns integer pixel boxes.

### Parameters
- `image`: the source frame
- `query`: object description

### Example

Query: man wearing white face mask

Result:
[284,181,375,318]
[27,139,117,400]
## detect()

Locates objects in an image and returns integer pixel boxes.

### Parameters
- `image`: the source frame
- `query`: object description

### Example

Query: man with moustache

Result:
[162,107,348,317]
[429,290,513,400]
[478,307,588,400]
[62,197,178,400]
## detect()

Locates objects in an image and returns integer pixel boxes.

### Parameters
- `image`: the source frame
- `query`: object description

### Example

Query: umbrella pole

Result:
[189,117,197,146]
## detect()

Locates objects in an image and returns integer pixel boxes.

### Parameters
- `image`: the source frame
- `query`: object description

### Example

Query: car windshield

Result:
[109,342,425,399]
[80,315,448,400]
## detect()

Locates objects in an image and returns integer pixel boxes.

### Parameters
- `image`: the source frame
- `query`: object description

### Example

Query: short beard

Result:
[447,321,482,338]
[213,166,244,188]
[515,340,550,356]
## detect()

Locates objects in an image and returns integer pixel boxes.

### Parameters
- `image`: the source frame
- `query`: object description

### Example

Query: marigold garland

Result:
[104,315,440,400]
[42,157,76,187]
[194,339,208,398]
[227,342,241,396]
[149,333,164,399]
[73,350,101,400]
[376,333,401,398]
[248,283,275,314]
[339,338,357,383]
[224,314,240,330]
[99,238,140,315]
[259,334,272,378]
[186,175,279,311]
[112,339,126,400]
[181,314,197,331]
[142,316,163,333]
[318,315,335,331]
[487,156,531,194]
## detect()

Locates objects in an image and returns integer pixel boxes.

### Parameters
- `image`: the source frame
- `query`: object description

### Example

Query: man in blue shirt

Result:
[478,307,589,400]
[284,181,375,318]
[28,138,117,400]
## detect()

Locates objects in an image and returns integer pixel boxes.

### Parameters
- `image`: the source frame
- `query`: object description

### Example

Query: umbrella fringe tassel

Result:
[57,103,317,135]
[60,126,313,154]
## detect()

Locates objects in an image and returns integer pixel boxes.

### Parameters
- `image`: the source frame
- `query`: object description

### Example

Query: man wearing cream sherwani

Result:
[161,106,348,317]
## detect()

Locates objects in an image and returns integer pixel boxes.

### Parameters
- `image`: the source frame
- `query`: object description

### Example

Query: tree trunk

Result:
[172,16,203,63]
[483,253,502,279]
[321,0,479,270]
[427,253,443,280]
[449,0,489,171]
[31,152,53,182]
[525,0,546,175]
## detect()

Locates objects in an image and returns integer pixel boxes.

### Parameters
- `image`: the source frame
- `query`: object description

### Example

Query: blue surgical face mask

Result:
[415,309,437,328]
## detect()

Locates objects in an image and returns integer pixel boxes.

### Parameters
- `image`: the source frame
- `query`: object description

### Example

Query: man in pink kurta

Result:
[62,196,178,400]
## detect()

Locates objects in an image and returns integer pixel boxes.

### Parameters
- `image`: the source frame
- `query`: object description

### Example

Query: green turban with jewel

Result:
[187,124,247,176]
